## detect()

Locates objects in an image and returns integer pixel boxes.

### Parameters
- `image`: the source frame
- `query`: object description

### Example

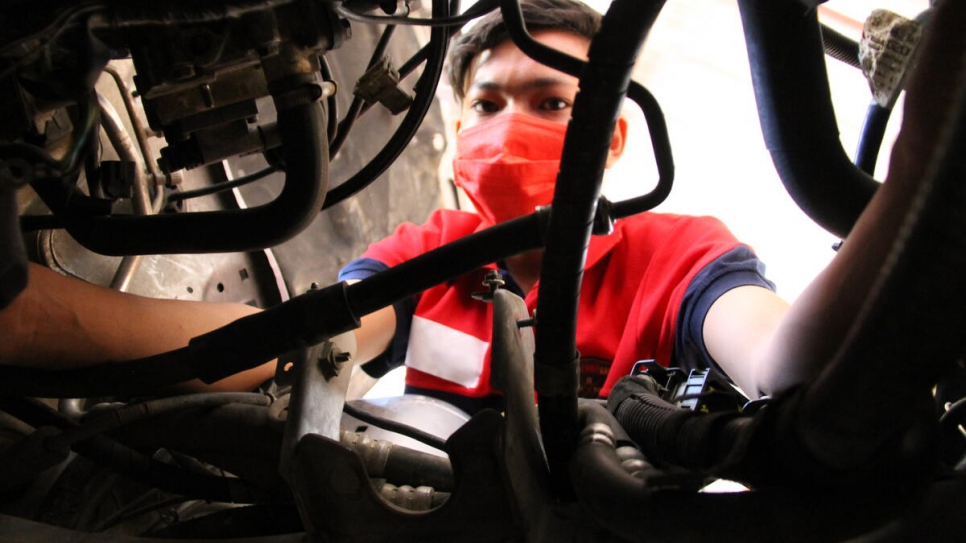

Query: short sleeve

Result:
[673,245,776,376]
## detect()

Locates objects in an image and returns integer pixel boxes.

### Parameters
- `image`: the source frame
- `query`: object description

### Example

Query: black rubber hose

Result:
[345,210,546,316]
[0,210,546,397]
[320,0,449,210]
[328,24,397,158]
[47,392,271,449]
[737,0,879,239]
[0,183,28,310]
[526,0,666,487]
[499,0,675,221]
[854,102,893,175]
[607,381,753,473]
[609,82,674,219]
[56,95,329,255]
[0,396,277,503]
[578,388,932,542]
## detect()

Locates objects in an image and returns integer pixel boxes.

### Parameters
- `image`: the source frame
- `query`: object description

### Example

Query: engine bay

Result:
[1,0,964,541]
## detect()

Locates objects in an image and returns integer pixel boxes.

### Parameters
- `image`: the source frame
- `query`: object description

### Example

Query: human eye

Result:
[470,99,500,114]
[540,96,572,112]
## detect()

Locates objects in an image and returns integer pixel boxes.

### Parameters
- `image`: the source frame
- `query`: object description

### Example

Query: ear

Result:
[604,116,628,168]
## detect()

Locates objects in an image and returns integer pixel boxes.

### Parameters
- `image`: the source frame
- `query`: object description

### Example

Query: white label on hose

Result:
[859,9,923,108]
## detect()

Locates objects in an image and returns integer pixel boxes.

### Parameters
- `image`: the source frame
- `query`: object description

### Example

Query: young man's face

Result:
[457,30,626,166]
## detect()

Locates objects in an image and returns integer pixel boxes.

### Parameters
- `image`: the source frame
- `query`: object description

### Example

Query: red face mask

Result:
[453,114,567,227]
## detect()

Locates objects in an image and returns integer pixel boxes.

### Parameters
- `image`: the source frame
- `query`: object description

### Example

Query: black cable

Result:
[0,396,275,503]
[498,0,673,222]
[356,0,496,118]
[609,83,674,219]
[166,165,280,204]
[0,4,105,81]
[329,24,398,157]
[343,402,448,452]
[321,0,450,209]
[336,0,496,27]
[48,392,271,450]
[854,102,893,175]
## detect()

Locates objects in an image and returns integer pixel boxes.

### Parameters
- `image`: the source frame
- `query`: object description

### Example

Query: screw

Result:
[472,270,505,302]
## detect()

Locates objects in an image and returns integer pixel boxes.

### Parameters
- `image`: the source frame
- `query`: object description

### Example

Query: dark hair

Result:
[446,0,602,100]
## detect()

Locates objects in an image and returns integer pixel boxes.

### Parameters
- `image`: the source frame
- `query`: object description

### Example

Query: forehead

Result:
[465,30,590,89]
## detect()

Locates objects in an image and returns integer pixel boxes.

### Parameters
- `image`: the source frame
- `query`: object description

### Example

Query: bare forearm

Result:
[1,263,275,391]
[344,280,396,366]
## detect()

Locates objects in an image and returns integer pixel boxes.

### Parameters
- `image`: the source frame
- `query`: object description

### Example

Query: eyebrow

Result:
[469,76,575,94]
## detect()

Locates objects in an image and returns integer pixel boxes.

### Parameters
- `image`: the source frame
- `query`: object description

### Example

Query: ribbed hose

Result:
[530,0,666,489]
[820,23,860,69]
[611,386,752,473]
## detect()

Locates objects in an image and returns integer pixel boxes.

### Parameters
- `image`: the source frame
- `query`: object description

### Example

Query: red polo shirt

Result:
[341,209,768,408]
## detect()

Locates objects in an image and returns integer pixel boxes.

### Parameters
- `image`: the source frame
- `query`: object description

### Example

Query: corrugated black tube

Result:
[529,0,666,487]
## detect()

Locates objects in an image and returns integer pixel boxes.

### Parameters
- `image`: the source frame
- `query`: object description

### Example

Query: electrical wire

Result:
[355,0,497,118]
[336,0,497,27]
[342,401,448,452]
[46,392,271,451]
[92,492,192,532]
[0,4,105,82]
[320,0,451,210]
[165,165,280,204]
[329,24,398,157]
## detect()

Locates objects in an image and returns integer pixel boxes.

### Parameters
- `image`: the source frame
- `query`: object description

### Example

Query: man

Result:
[339,0,789,414]
[1,0,956,413]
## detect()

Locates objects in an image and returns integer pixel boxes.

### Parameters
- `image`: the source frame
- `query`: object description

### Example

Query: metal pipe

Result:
[97,92,152,290]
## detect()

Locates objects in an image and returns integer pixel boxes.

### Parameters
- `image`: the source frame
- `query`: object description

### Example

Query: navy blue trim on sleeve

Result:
[673,246,776,377]
[338,258,415,379]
